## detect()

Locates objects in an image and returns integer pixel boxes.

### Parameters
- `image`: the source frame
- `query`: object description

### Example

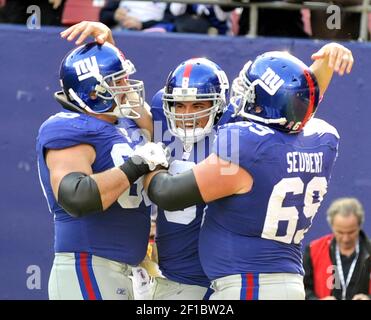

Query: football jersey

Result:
[151,89,221,287]
[199,118,340,280]
[36,112,151,265]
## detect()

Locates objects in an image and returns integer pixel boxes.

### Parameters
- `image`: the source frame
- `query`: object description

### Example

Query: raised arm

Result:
[310,42,354,97]
[60,21,116,46]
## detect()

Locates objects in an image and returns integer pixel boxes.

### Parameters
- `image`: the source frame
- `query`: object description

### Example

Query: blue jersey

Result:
[199,118,339,280]
[151,89,223,287]
[36,112,151,265]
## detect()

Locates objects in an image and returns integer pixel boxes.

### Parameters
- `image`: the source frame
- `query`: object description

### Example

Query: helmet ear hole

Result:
[89,91,98,100]
[254,106,263,114]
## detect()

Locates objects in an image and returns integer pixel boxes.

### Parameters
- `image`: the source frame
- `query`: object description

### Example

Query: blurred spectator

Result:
[237,0,308,37]
[0,0,66,25]
[99,0,173,31]
[306,0,368,40]
[303,198,371,300]
[170,3,234,35]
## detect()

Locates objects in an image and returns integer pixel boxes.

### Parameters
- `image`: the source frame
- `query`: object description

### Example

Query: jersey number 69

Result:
[261,177,328,244]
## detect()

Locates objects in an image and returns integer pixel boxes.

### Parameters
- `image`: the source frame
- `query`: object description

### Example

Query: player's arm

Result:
[60,21,115,46]
[131,102,154,141]
[144,153,253,211]
[47,142,168,217]
[46,144,130,216]
[310,42,354,96]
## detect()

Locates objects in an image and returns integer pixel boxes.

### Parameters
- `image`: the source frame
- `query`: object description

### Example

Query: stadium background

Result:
[0,24,370,299]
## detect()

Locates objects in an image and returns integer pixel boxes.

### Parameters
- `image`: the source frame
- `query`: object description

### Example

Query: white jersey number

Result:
[236,121,275,136]
[164,160,197,225]
[111,143,150,209]
[262,177,328,244]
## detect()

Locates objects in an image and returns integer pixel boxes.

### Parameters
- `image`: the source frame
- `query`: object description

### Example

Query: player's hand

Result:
[132,142,170,171]
[114,8,128,23]
[49,0,63,9]
[122,16,143,30]
[352,293,370,300]
[311,43,354,76]
[60,21,115,46]
[320,296,337,300]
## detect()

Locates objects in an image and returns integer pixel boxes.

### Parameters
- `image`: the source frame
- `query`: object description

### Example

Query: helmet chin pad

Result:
[174,127,210,145]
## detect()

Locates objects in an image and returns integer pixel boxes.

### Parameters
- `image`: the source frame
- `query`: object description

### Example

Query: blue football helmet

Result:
[231,51,320,133]
[163,58,229,144]
[59,42,145,118]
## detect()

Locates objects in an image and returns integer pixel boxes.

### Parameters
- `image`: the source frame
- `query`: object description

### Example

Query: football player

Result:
[37,42,168,300]
[145,43,354,300]
[150,57,230,299]
[60,21,239,300]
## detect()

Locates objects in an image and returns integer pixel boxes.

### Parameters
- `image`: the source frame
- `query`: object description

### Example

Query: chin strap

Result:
[104,102,141,119]
[238,109,287,125]
[54,91,85,114]
[55,91,141,119]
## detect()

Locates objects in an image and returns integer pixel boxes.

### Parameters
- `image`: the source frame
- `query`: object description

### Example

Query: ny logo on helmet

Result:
[256,67,285,96]
[72,56,100,82]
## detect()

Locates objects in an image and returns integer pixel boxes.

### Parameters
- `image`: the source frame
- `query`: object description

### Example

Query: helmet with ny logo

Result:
[231,51,320,133]
[59,42,145,118]
[163,57,229,144]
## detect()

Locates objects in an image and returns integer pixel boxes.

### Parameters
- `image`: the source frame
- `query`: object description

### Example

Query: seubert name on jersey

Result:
[286,151,323,173]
